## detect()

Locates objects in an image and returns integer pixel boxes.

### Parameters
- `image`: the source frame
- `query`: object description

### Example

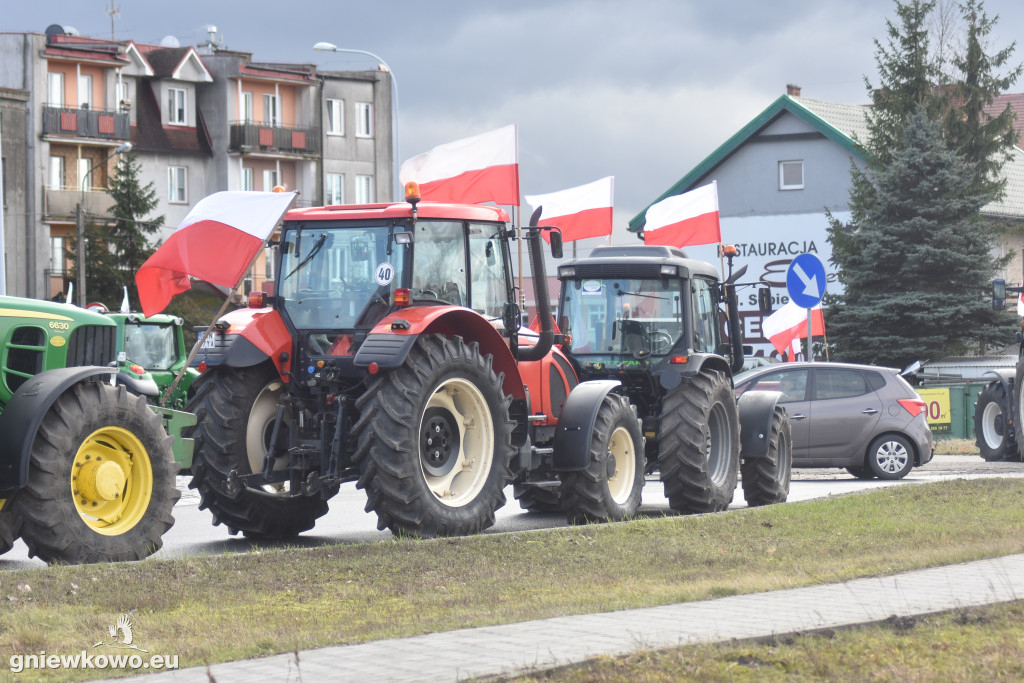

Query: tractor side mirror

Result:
[993,279,1006,311]
[549,229,563,259]
[758,287,773,315]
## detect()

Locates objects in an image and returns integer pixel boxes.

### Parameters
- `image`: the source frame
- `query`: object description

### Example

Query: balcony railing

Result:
[42,106,130,141]
[43,188,116,221]
[230,122,321,156]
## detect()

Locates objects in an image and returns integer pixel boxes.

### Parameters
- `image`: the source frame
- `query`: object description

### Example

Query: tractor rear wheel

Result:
[658,367,740,513]
[14,382,179,564]
[975,382,1018,462]
[559,393,644,523]
[0,504,20,556]
[353,334,515,537]
[740,405,792,506]
[187,364,332,539]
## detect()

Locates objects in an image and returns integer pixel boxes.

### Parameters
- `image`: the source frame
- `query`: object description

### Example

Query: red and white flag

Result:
[642,181,721,248]
[135,190,296,317]
[524,176,613,243]
[762,300,825,358]
[399,125,519,206]
[1017,291,1024,316]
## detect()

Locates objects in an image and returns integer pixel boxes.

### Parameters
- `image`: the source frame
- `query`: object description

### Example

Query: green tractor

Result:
[0,296,193,564]
[107,311,199,409]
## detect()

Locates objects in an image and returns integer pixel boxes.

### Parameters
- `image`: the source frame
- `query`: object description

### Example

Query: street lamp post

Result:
[313,41,399,201]
[75,141,132,306]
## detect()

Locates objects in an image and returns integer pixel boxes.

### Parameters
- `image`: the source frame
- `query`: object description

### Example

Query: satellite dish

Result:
[44,24,66,36]
[63,25,80,36]
[160,35,181,48]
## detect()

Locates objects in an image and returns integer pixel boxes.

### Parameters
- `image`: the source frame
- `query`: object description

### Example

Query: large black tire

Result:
[13,382,179,564]
[658,367,740,513]
[0,504,21,556]
[513,483,563,513]
[559,393,645,524]
[976,382,1019,462]
[186,364,331,539]
[353,334,515,537]
[740,405,792,506]
[866,434,914,480]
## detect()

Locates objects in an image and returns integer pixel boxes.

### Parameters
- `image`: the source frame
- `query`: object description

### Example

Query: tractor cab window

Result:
[468,222,510,319]
[124,322,177,371]
[411,221,467,306]
[561,277,685,357]
[692,277,720,354]
[279,224,403,330]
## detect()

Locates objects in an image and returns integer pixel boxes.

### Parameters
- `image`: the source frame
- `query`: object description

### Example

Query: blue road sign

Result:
[786,253,826,309]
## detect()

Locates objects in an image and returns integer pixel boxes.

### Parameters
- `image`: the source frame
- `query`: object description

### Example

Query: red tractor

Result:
[187,187,652,538]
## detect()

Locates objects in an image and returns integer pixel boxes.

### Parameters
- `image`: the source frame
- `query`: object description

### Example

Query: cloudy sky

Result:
[6,0,1024,239]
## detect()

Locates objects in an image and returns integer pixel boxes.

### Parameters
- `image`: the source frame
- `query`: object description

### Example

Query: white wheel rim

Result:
[874,440,909,474]
[418,377,494,507]
[246,380,289,493]
[606,426,636,505]
[983,401,1005,449]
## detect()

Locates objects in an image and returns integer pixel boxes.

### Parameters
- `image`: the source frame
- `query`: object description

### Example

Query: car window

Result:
[815,368,870,400]
[865,370,888,392]
[750,369,808,403]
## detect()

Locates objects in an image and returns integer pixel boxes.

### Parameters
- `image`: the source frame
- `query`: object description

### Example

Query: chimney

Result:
[786,84,802,97]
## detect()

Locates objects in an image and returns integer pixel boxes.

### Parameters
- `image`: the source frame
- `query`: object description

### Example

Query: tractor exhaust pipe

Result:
[517,207,555,362]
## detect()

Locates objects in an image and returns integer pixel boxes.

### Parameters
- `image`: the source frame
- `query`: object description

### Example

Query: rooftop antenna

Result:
[107,0,120,40]
[206,25,218,50]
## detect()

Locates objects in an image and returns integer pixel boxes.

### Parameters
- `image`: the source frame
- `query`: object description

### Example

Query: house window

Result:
[355,175,373,204]
[779,160,804,190]
[49,156,65,189]
[78,74,92,109]
[51,237,66,275]
[263,169,279,191]
[48,73,64,107]
[242,167,254,191]
[168,88,187,125]
[356,102,372,138]
[78,158,93,191]
[168,166,187,203]
[240,91,254,123]
[263,93,279,126]
[326,99,344,135]
[116,81,128,109]
[326,173,343,204]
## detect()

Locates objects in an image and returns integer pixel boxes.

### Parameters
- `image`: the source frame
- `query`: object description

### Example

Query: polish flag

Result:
[762,300,825,357]
[1017,291,1024,316]
[524,177,613,243]
[135,190,296,317]
[642,181,721,247]
[399,125,519,206]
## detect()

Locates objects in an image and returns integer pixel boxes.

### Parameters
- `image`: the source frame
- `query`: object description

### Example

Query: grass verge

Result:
[1,478,1023,681]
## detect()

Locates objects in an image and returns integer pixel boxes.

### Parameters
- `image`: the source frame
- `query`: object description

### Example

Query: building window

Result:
[263,169,279,192]
[326,173,343,204]
[355,175,373,204]
[326,99,344,135]
[240,91,253,123]
[49,156,65,189]
[48,73,64,107]
[779,160,804,190]
[78,158,92,191]
[356,102,372,138]
[116,81,128,109]
[242,167,254,191]
[50,237,66,275]
[168,88,187,125]
[263,94,279,126]
[78,74,92,109]
[168,166,187,203]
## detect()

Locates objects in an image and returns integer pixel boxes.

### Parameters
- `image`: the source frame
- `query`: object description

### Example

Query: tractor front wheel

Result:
[740,405,792,506]
[0,504,21,556]
[353,334,515,537]
[14,382,179,564]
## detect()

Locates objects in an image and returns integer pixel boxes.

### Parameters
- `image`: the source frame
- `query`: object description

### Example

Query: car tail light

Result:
[898,398,927,418]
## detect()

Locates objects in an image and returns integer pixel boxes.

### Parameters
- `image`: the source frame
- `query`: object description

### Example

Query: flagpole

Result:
[806,310,813,362]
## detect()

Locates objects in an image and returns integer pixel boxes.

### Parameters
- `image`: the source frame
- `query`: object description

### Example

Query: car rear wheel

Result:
[866,434,914,480]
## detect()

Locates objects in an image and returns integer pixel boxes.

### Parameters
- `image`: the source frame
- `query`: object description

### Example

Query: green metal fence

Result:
[916,382,985,440]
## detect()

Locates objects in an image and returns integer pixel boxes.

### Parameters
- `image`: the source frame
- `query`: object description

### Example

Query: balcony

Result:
[43,188,115,222]
[230,122,321,156]
[42,106,130,142]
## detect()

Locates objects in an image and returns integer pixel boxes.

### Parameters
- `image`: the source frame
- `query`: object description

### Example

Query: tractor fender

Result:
[980,369,1015,408]
[655,352,732,390]
[552,379,622,470]
[0,366,116,493]
[355,307,526,400]
[191,308,291,377]
[737,389,785,459]
[117,370,159,397]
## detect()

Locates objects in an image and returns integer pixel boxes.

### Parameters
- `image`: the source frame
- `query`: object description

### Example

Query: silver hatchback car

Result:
[734,362,934,479]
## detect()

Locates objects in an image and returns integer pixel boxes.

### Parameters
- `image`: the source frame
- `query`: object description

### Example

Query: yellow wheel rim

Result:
[71,426,153,536]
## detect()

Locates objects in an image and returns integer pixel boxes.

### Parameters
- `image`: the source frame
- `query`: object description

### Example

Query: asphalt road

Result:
[2,454,1021,571]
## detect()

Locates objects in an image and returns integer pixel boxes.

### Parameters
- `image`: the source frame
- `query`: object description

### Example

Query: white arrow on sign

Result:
[792,263,821,299]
